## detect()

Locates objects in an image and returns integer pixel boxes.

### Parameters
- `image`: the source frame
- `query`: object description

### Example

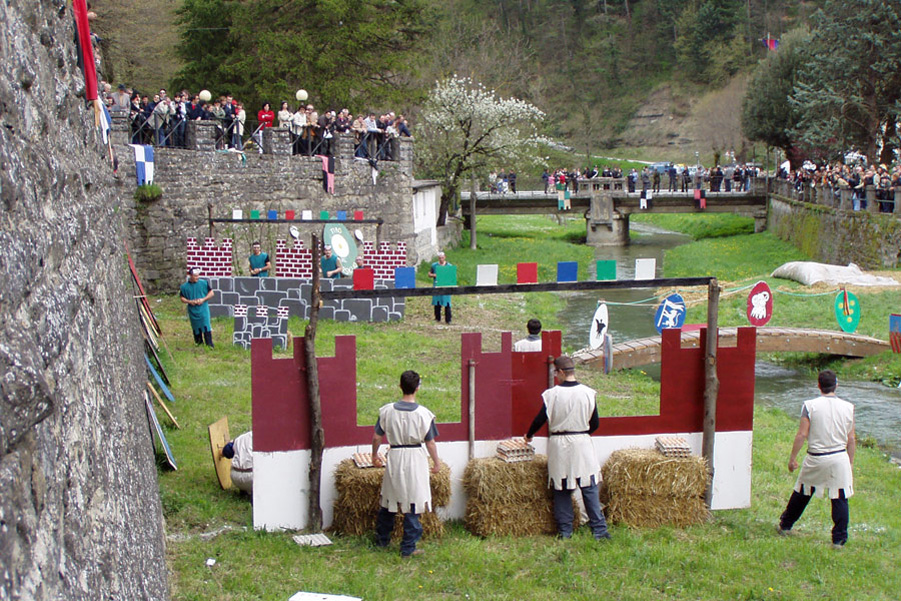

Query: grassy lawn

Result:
[157,214,901,599]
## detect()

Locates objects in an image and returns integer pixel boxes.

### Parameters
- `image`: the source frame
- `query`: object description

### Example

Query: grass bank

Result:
[157,214,901,599]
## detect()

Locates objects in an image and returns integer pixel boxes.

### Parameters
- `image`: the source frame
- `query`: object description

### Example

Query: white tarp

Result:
[771,261,899,287]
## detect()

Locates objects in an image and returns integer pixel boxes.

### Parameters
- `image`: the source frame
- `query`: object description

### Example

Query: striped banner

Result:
[890,314,901,353]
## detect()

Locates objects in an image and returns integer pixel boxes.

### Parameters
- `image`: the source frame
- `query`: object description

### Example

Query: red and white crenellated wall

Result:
[358,241,408,281]
[187,238,233,276]
[271,240,407,279]
[250,328,756,531]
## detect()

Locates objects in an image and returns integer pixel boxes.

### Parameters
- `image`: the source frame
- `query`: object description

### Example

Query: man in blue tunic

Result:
[428,251,451,324]
[320,244,342,279]
[179,267,215,347]
[248,241,271,277]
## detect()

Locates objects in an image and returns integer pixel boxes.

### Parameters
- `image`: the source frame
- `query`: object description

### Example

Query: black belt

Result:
[808,449,846,457]
[550,431,589,436]
[390,444,422,449]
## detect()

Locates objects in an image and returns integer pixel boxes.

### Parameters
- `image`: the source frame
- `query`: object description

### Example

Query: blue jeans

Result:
[375,506,423,556]
[553,480,609,539]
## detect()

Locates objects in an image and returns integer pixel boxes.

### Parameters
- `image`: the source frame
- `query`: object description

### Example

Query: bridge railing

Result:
[772,178,901,216]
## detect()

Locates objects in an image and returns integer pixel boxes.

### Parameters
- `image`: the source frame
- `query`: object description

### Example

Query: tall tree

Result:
[417,76,545,234]
[789,0,901,162]
[741,27,809,155]
[172,0,435,112]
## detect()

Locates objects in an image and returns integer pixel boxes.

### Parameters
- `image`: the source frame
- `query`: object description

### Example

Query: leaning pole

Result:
[702,278,720,509]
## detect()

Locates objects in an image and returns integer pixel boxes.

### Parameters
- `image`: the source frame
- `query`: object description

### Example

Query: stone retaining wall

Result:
[769,195,901,268]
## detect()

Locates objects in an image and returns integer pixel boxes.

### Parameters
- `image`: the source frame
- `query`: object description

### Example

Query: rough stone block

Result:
[259,277,278,291]
[388,312,403,321]
[319,305,335,320]
[334,309,352,322]
[234,316,246,332]
[371,306,389,323]
[239,296,261,306]
[234,277,261,295]
[217,277,234,292]
[251,325,264,338]
[271,335,287,349]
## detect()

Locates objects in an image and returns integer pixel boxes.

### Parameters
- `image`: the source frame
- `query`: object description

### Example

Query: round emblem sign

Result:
[323,223,358,267]
[746,281,773,326]
[654,293,686,334]
[834,290,861,333]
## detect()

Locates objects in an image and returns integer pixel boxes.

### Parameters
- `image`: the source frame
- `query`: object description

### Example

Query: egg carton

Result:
[496,438,535,463]
[655,436,692,458]
[352,452,386,469]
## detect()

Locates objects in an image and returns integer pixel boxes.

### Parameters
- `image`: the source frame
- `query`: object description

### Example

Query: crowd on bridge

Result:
[100,82,411,159]
[526,164,760,195]
[777,160,901,213]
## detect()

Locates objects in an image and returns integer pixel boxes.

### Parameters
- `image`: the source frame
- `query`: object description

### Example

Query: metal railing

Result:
[772,177,901,215]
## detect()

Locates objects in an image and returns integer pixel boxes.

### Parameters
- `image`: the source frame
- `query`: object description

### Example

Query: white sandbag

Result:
[771,261,898,287]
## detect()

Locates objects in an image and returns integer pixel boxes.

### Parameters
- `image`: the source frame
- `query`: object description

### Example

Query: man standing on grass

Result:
[372,370,442,558]
[179,267,215,348]
[777,369,855,548]
[525,356,611,541]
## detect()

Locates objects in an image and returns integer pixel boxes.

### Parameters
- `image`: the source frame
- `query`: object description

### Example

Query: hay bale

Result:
[601,448,710,528]
[463,456,558,537]
[331,458,450,538]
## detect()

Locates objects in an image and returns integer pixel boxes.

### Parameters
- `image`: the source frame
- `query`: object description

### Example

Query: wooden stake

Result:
[305,233,325,531]
[702,278,720,509]
[147,381,180,429]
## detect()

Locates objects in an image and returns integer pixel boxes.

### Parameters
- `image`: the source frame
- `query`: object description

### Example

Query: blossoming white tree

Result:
[418,76,545,243]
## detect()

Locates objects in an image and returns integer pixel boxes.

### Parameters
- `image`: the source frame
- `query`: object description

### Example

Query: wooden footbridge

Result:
[573,327,890,371]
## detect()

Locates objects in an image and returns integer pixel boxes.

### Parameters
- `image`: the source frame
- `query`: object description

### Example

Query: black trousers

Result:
[434,304,452,323]
[779,487,849,545]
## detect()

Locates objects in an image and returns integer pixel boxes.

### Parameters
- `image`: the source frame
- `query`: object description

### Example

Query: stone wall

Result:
[0,1,168,599]
[769,195,901,269]
[115,123,425,293]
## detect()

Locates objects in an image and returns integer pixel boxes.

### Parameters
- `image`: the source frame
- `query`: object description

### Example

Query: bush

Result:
[134,183,162,202]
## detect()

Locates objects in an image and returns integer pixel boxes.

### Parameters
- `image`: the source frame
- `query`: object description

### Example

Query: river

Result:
[558,221,901,458]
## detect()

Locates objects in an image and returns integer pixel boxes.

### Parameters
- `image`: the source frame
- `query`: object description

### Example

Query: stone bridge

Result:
[461,178,768,245]
[574,326,890,371]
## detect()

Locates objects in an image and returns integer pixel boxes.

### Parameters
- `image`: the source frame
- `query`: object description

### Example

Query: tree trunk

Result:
[880,119,896,166]
[437,184,458,227]
[469,175,478,250]
[304,233,324,531]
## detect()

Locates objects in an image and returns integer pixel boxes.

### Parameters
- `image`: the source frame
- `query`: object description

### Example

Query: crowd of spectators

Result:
[99,82,411,158]
[777,160,901,212]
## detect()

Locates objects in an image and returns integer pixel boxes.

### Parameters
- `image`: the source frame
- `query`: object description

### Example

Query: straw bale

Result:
[464,455,581,537]
[331,458,449,538]
[602,448,708,498]
[603,493,710,528]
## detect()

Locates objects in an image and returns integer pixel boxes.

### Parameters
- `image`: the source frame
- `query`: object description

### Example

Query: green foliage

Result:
[674,0,745,84]
[632,213,755,239]
[741,27,809,152]
[663,232,809,281]
[172,0,436,113]
[134,183,163,202]
[789,0,901,162]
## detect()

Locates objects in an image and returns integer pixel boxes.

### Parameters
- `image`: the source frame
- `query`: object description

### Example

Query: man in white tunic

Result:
[372,370,442,558]
[222,431,253,494]
[778,370,856,548]
[525,356,611,540]
[513,318,543,352]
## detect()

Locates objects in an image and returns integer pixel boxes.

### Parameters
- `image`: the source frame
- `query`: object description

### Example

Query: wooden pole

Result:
[468,360,476,460]
[702,278,720,509]
[304,233,325,531]
[469,176,478,250]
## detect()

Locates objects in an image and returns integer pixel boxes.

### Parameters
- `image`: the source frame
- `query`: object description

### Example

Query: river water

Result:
[558,221,901,458]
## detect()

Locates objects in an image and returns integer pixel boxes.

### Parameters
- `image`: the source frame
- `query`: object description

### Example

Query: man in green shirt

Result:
[179,268,215,347]
[320,244,342,279]
[248,241,271,277]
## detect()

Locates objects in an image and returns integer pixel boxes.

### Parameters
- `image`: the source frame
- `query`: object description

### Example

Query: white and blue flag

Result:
[99,103,112,145]
[130,144,155,185]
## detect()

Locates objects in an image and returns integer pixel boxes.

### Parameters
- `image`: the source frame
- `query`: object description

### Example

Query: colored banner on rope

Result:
[517,263,538,284]
[476,264,498,286]
[353,267,375,291]
[556,261,578,282]
[890,314,901,353]
[394,267,416,289]
[596,260,616,281]
[634,258,656,281]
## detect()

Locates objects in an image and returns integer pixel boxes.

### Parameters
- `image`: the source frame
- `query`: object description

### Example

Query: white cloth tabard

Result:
[379,403,435,513]
[542,383,600,490]
[513,337,542,352]
[230,431,253,493]
[795,395,854,499]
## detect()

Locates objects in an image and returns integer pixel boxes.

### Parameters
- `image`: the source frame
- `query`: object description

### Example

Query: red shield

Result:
[746,281,773,326]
